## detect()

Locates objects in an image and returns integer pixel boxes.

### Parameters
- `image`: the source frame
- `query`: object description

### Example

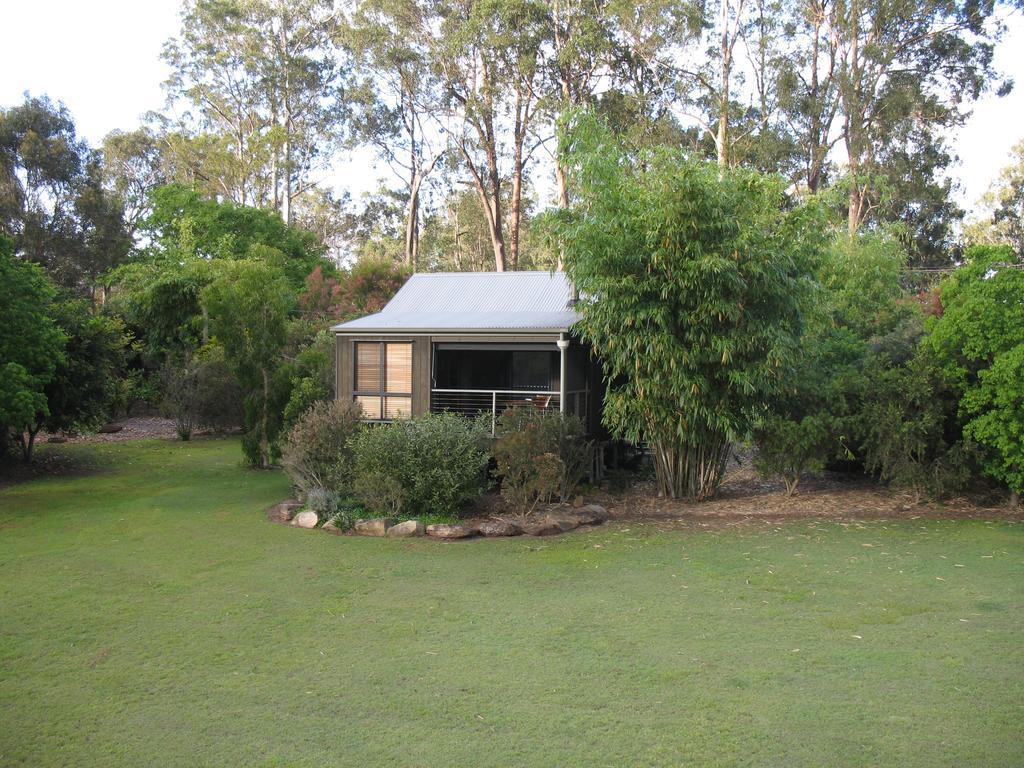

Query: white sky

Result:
[2,0,1022,216]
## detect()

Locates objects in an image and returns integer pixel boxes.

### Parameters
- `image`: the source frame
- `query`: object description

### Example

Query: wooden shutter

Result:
[385,343,413,394]
[355,343,381,391]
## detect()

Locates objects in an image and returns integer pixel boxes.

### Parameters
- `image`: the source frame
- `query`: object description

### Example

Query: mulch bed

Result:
[464,452,1021,530]
[41,416,182,444]
[591,455,1021,528]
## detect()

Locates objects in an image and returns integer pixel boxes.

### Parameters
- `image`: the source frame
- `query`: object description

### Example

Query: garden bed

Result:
[592,453,1022,527]
[269,451,1022,542]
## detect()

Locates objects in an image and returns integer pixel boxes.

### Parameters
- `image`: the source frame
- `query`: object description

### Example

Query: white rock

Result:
[387,520,425,537]
[292,510,319,529]
[354,518,392,536]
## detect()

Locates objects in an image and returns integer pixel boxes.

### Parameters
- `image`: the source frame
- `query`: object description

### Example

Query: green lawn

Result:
[0,439,1021,767]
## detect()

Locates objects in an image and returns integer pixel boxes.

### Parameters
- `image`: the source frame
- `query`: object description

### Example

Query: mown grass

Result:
[0,439,1021,767]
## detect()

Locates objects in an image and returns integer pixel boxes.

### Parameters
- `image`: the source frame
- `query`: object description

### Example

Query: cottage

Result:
[332,271,602,434]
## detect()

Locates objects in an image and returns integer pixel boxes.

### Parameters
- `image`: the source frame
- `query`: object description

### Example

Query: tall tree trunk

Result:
[282,133,292,226]
[807,3,823,192]
[236,124,247,206]
[19,426,39,463]
[554,162,569,271]
[260,368,271,469]
[508,90,528,271]
[716,0,732,169]
[460,137,507,272]
[482,106,506,271]
[270,95,281,211]
[404,171,423,268]
[555,163,570,208]
[552,0,572,268]
[404,115,419,268]
[280,17,293,226]
[483,183,507,273]
[509,170,522,270]
[848,181,864,237]
[844,0,863,238]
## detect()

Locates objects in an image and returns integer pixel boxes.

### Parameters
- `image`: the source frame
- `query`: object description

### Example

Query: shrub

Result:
[161,357,201,441]
[280,399,363,496]
[961,344,1024,504]
[326,496,367,531]
[192,345,243,433]
[495,446,565,514]
[754,413,831,496]
[353,471,405,517]
[280,328,335,432]
[353,412,490,519]
[305,487,339,521]
[858,351,972,501]
[926,248,1024,503]
[492,408,593,510]
[161,345,243,440]
[754,328,865,495]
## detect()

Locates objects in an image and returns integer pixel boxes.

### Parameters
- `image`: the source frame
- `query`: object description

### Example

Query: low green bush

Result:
[754,413,831,496]
[353,412,490,519]
[492,408,593,512]
[322,495,367,531]
[280,399,363,496]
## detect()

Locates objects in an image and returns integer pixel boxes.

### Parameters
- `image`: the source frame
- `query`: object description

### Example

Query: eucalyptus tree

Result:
[966,138,1024,256]
[100,128,168,239]
[545,0,619,207]
[664,0,800,174]
[253,0,344,225]
[0,96,130,295]
[162,0,274,207]
[776,0,842,194]
[433,0,549,271]
[346,0,447,267]
[830,0,1007,238]
[162,0,344,223]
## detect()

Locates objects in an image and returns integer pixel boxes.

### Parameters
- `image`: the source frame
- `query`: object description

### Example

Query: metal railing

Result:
[430,388,588,435]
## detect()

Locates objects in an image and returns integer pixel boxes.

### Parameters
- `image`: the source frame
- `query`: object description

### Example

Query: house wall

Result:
[335,332,603,429]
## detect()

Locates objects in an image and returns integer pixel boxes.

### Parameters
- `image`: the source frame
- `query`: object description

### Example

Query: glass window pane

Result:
[355,343,381,391]
[386,343,413,393]
[355,395,382,420]
[384,396,412,420]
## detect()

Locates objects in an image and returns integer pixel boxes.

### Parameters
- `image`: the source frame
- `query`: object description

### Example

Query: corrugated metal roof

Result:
[331,271,580,333]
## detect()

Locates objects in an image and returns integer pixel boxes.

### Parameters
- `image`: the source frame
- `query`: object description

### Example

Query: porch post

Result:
[557,334,569,414]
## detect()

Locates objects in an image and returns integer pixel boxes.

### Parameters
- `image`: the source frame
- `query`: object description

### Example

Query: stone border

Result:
[266,500,608,539]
